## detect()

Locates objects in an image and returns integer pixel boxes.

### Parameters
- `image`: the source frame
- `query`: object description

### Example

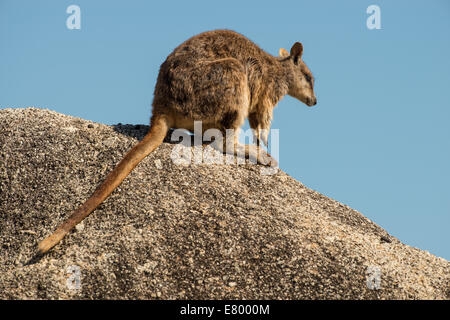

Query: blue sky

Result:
[1,0,449,260]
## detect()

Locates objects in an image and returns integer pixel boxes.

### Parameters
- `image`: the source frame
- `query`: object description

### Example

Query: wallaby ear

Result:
[279,48,289,58]
[290,42,303,62]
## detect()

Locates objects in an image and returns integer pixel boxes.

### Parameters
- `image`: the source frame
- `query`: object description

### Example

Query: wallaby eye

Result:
[304,74,311,82]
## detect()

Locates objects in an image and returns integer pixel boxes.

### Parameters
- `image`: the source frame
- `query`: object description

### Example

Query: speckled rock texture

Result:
[0,108,448,299]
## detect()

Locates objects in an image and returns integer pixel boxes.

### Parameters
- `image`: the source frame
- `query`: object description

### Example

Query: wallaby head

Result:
[279,42,317,107]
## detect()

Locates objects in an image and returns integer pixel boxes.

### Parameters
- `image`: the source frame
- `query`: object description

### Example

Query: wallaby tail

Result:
[37,114,171,255]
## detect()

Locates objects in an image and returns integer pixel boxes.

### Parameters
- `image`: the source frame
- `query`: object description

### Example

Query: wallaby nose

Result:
[308,97,317,106]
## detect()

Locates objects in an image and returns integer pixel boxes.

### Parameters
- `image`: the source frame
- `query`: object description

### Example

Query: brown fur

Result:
[37,30,317,255]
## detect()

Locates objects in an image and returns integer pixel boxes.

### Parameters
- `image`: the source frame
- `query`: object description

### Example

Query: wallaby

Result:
[37,30,316,256]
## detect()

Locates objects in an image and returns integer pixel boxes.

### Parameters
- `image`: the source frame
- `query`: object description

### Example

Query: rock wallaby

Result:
[37,30,317,255]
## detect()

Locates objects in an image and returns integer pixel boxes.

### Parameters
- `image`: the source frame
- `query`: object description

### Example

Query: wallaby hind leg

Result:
[248,111,272,147]
[212,110,277,167]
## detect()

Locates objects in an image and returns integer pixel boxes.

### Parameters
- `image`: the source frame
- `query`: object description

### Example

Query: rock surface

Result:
[0,107,448,299]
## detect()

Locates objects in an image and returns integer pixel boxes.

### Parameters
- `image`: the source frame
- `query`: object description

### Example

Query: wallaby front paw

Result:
[258,151,278,167]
